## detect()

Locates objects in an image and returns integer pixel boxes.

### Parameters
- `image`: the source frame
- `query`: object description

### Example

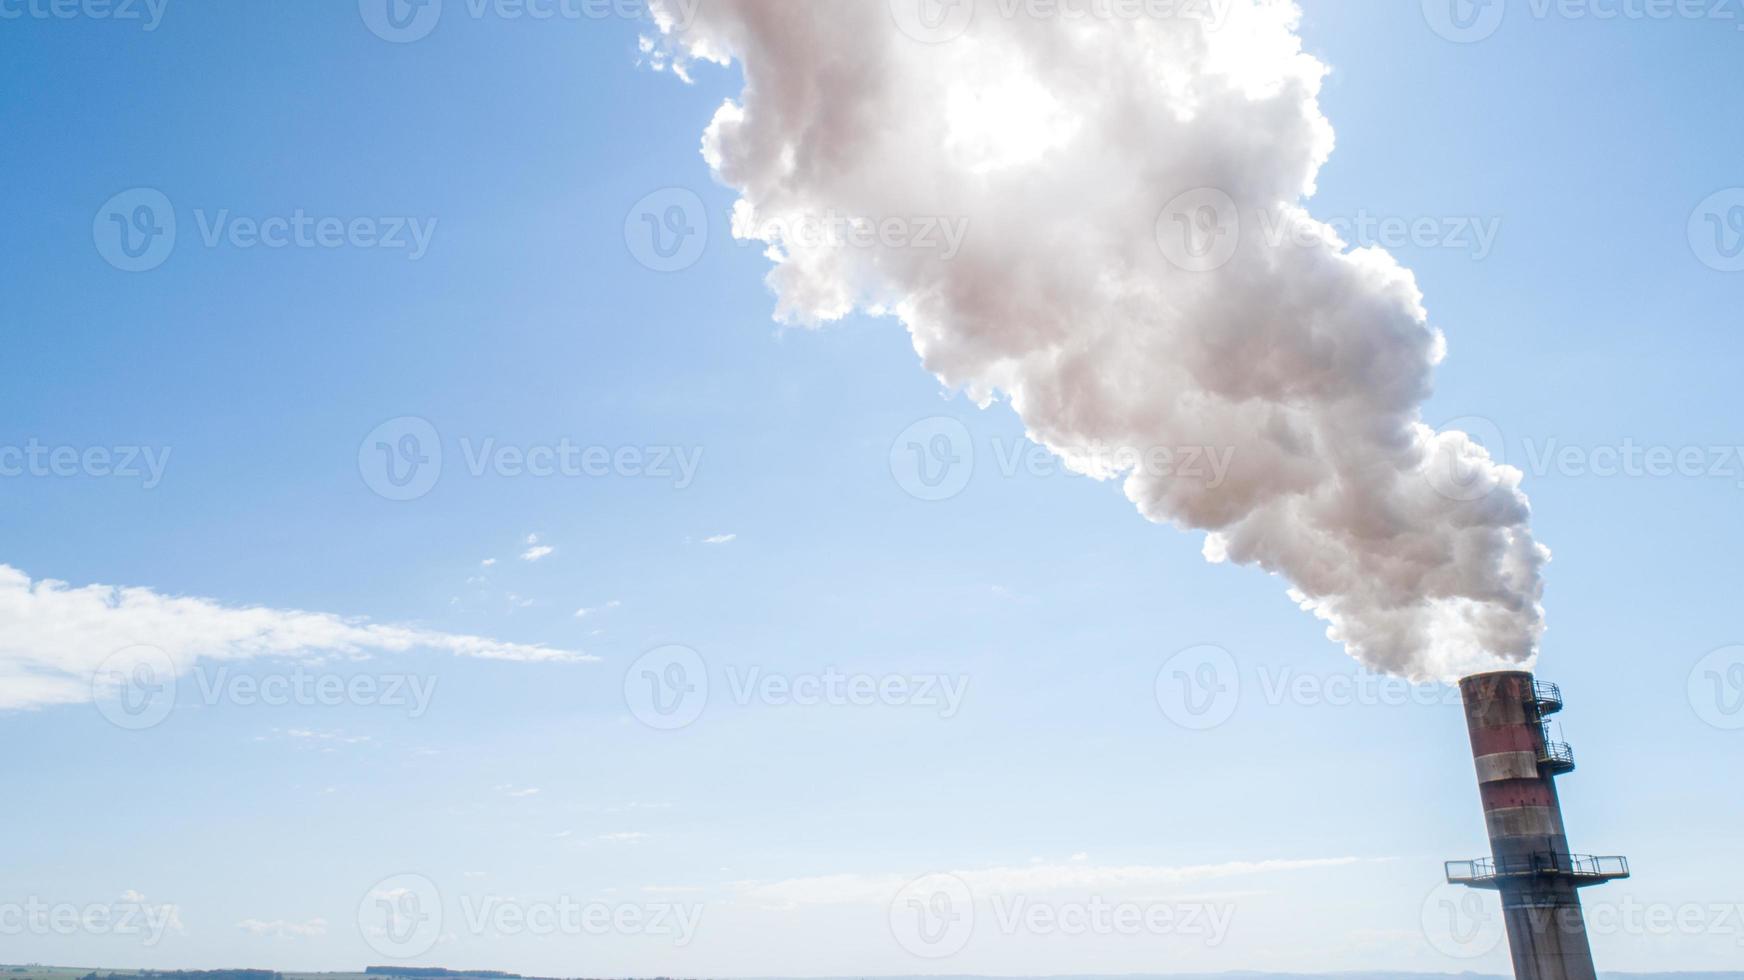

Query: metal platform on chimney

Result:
[1532,679,1565,716]
[1538,737,1577,774]
[1445,854,1632,890]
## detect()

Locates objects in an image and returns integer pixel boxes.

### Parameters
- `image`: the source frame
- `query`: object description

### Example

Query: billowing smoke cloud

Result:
[646,0,1548,681]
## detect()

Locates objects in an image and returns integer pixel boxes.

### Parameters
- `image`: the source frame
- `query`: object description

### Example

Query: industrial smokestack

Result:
[1446,671,1629,980]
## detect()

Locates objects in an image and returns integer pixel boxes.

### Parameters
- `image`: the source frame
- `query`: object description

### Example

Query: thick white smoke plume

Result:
[647,0,1548,681]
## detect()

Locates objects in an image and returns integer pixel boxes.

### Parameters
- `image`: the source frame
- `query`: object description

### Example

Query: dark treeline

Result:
[357,962,512,969]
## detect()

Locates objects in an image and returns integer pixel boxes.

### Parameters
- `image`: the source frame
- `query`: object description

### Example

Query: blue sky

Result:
[1,0,1741,976]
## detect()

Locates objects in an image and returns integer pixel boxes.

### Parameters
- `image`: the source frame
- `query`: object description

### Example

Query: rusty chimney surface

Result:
[1445,671,1630,980]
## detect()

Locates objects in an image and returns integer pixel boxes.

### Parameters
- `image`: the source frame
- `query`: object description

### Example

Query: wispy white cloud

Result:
[282,728,372,745]
[236,917,327,939]
[702,533,736,545]
[521,533,555,562]
[575,599,622,619]
[731,856,1369,908]
[0,564,590,712]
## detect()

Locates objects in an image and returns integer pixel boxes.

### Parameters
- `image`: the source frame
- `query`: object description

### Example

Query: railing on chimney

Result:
[1538,736,1576,774]
[1531,679,1564,716]
[1445,854,1631,888]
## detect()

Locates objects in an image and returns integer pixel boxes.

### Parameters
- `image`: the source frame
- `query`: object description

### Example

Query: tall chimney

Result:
[1446,671,1629,980]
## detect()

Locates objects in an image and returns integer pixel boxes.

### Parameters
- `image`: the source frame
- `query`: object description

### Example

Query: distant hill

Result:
[13,962,1744,969]
[728,974,1744,980]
